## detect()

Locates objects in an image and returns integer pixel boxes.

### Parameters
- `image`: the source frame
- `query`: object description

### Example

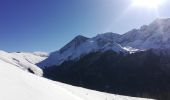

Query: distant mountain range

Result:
[39,18,170,67]
[1,18,170,100]
[39,18,170,100]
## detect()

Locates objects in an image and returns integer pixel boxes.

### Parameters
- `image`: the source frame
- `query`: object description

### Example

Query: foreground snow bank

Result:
[0,59,153,100]
[0,50,48,76]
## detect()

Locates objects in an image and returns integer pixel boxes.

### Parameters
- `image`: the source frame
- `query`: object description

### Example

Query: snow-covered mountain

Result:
[2,18,170,100]
[0,50,48,76]
[0,59,152,100]
[119,18,170,50]
[39,32,127,67]
[39,18,170,67]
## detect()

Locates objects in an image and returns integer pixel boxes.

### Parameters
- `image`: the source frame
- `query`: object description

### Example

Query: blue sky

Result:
[0,0,170,52]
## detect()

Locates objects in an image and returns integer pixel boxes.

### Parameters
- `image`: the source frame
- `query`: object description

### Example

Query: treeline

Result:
[43,50,170,100]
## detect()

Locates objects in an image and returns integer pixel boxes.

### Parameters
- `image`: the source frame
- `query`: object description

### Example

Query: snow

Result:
[39,33,127,67]
[119,18,170,50]
[0,50,48,76]
[123,46,141,54]
[39,18,170,67]
[0,59,153,100]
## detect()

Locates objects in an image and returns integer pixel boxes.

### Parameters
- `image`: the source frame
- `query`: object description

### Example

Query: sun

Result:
[132,0,164,8]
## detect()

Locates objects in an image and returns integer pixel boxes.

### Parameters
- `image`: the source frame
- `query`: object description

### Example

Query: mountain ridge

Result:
[39,18,170,67]
[38,32,126,67]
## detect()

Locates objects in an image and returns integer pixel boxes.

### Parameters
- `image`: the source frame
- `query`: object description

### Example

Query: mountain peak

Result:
[59,35,89,54]
[96,32,120,38]
[39,33,127,67]
[146,18,170,34]
[151,18,170,24]
[119,18,170,49]
[74,35,88,40]
[149,18,170,30]
[94,32,121,43]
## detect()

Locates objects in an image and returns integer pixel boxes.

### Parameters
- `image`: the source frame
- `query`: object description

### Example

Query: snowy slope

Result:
[39,32,127,67]
[0,50,48,76]
[0,59,153,100]
[119,18,170,50]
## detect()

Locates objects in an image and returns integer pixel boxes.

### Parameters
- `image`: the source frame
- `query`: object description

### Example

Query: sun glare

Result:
[132,0,164,8]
